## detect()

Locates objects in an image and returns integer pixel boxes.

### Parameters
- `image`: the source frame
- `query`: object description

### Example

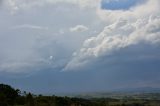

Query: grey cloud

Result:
[0,1,102,73]
[2,0,100,14]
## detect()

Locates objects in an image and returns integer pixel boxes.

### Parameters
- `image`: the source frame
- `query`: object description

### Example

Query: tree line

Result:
[0,83,160,106]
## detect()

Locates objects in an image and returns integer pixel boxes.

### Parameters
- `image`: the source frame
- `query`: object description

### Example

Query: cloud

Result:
[63,0,160,71]
[2,0,100,14]
[0,55,58,73]
[64,14,160,71]
[49,56,53,60]
[12,24,48,30]
[0,62,35,73]
[0,0,160,74]
[0,0,160,93]
[97,0,160,23]
[70,25,89,32]
[0,0,100,73]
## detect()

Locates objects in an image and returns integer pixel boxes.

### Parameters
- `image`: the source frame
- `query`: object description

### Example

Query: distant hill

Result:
[114,87,160,93]
[73,87,160,99]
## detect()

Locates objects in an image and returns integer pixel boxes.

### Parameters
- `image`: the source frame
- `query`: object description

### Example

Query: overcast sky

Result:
[0,0,160,94]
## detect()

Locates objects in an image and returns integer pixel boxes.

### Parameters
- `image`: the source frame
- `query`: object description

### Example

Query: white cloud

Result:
[64,15,160,71]
[49,56,53,60]
[70,25,89,32]
[12,24,48,30]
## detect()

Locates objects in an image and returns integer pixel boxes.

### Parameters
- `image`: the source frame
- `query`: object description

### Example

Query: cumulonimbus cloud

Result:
[64,0,160,71]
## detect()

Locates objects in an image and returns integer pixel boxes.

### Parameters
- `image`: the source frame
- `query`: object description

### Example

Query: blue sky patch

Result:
[101,0,145,10]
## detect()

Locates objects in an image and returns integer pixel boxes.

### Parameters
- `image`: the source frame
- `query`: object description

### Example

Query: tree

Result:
[0,92,8,106]
[0,84,19,105]
[26,92,35,106]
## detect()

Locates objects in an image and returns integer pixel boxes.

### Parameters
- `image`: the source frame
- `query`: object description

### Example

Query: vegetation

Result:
[0,83,160,106]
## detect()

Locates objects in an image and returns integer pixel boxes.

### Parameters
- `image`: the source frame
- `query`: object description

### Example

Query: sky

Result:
[0,0,160,94]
